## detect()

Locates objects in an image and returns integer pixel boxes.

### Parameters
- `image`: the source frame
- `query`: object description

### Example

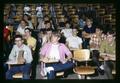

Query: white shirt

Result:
[8,44,33,64]
[66,36,83,49]
[36,6,42,12]
[61,29,72,38]
[42,35,48,46]
[24,6,30,12]
[17,26,27,35]
[27,21,34,29]
[48,44,60,61]
[37,21,45,29]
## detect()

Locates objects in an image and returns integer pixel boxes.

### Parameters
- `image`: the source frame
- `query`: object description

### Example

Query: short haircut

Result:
[23,14,31,20]
[107,30,114,35]
[14,35,23,40]
[21,19,28,26]
[25,28,32,32]
[52,31,61,38]
[86,17,93,22]
[46,28,53,32]
[44,20,51,24]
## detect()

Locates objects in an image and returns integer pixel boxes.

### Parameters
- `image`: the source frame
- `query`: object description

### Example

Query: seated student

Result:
[36,5,43,18]
[4,23,13,61]
[16,19,28,36]
[24,28,37,53]
[99,31,115,79]
[82,18,96,49]
[89,27,104,75]
[5,35,33,79]
[100,31,115,61]
[66,28,82,50]
[24,28,37,79]
[24,5,31,15]
[40,31,75,79]
[37,15,50,30]
[61,22,72,39]
[23,14,34,29]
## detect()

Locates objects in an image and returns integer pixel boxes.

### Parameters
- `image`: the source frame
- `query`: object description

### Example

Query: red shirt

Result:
[4,27,10,41]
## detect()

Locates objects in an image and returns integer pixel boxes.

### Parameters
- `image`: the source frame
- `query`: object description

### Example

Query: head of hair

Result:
[5,23,13,27]
[40,28,47,34]
[14,35,23,40]
[46,28,53,32]
[95,25,102,31]
[23,14,31,20]
[86,17,93,22]
[52,31,61,38]
[24,28,32,32]
[44,20,51,24]
[107,30,114,35]
[21,19,28,26]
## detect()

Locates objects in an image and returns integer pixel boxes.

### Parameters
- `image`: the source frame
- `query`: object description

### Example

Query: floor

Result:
[35,64,115,79]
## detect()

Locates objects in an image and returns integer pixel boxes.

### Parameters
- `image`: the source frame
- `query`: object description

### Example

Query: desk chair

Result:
[40,58,65,79]
[8,64,32,79]
[73,49,95,79]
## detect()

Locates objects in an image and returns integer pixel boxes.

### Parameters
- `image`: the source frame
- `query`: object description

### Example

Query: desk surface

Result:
[100,55,116,61]
[6,60,24,65]
[40,58,59,63]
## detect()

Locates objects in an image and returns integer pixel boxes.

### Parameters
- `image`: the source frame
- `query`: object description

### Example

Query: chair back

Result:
[73,49,90,61]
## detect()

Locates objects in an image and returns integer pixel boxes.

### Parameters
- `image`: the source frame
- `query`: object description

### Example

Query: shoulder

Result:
[31,37,37,41]
[59,43,66,47]
[66,37,71,40]
[43,42,52,47]
[23,44,30,49]
[12,45,17,49]
[77,36,82,40]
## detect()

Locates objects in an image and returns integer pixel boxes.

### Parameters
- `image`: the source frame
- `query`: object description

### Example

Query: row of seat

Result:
[4,4,115,30]
[10,49,115,79]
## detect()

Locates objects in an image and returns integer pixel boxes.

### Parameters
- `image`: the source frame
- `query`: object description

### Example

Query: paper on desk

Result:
[6,60,17,64]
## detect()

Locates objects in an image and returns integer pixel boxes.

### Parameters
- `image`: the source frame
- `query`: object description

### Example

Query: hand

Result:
[61,60,67,64]
[40,57,49,62]
[61,59,68,64]
[104,56,110,61]
[17,59,25,64]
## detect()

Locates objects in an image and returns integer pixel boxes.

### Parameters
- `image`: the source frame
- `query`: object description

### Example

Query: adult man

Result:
[6,35,33,79]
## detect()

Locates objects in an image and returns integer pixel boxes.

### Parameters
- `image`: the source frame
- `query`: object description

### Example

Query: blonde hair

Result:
[52,31,61,38]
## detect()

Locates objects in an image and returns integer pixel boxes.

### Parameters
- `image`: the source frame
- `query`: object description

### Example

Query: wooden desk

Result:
[40,58,59,63]
[6,60,25,79]
[40,58,64,77]
[99,55,116,61]
[6,60,24,68]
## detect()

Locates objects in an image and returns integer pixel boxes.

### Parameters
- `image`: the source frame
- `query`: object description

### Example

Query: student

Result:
[99,31,115,79]
[40,31,74,79]
[61,22,72,39]
[82,18,96,49]
[66,28,82,49]
[16,19,28,35]
[23,14,34,29]
[24,28,37,52]
[89,27,104,75]
[5,35,33,79]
